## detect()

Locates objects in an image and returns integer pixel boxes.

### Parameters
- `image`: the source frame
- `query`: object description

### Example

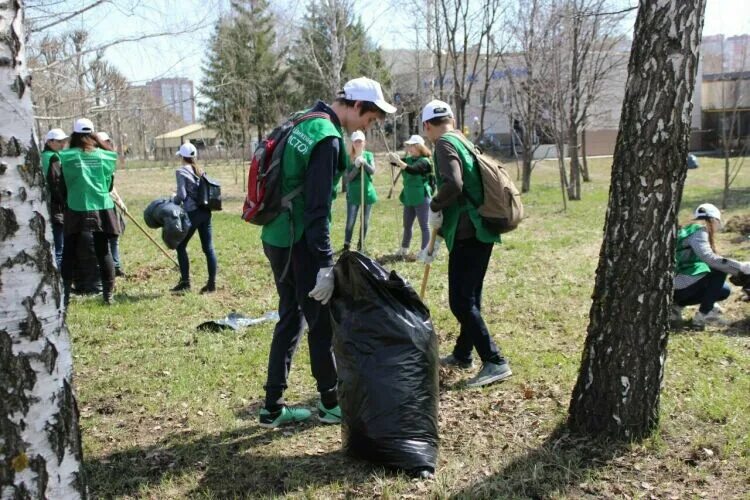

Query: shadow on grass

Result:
[85,422,376,498]
[449,425,627,499]
[680,187,750,213]
[376,253,418,266]
[112,292,163,304]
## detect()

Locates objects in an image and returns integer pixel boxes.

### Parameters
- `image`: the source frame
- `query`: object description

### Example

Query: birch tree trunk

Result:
[568,0,706,439]
[0,2,87,497]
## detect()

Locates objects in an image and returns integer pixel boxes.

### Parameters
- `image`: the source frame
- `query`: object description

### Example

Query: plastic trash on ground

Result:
[330,251,439,475]
[197,311,280,332]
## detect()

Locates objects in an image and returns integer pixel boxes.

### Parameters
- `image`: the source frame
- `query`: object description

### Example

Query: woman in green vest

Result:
[58,118,121,306]
[42,128,69,269]
[343,130,377,251]
[673,203,750,326]
[387,134,434,259]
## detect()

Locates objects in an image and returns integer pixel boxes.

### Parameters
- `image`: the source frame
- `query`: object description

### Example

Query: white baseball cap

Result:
[421,100,453,123]
[45,128,68,141]
[177,142,198,158]
[97,132,111,142]
[350,130,366,142]
[404,135,425,146]
[342,77,397,114]
[73,118,94,134]
[694,203,721,226]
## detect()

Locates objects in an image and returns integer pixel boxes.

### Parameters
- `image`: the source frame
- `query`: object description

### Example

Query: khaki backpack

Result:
[447,131,524,234]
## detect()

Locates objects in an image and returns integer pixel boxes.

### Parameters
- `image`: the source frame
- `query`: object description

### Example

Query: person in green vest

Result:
[42,128,69,269]
[387,134,434,260]
[420,99,512,388]
[342,130,377,251]
[57,118,121,306]
[259,77,396,428]
[673,203,750,326]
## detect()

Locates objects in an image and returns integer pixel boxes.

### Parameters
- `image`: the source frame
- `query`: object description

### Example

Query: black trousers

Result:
[448,237,505,364]
[262,239,338,410]
[61,231,116,289]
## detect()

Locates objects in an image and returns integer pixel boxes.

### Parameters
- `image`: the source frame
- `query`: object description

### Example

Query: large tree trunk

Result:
[568,0,706,440]
[0,2,87,497]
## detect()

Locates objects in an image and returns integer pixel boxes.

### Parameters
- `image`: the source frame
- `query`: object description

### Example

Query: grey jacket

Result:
[173,165,201,212]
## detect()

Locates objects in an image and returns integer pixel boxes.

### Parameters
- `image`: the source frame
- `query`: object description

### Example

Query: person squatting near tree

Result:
[420,99,513,388]
[388,134,434,260]
[171,142,218,294]
[342,130,377,251]
[259,77,396,428]
[58,118,121,306]
[672,203,750,326]
[97,131,127,278]
[41,128,69,270]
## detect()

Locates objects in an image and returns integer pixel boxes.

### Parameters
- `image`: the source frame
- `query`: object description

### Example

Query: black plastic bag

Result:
[330,251,439,474]
[143,197,169,229]
[143,197,191,249]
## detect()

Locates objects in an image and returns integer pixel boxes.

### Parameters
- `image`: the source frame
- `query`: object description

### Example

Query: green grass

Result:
[71,154,750,498]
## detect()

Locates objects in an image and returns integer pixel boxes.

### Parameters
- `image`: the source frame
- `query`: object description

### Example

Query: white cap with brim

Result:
[342,77,397,114]
[177,142,198,158]
[46,128,68,141]
[694,203,722,227]
[404,135,425,146]
[351,130,366,142]
[421,100,453,123]
[97,132,111,142]
[73,118,94,134]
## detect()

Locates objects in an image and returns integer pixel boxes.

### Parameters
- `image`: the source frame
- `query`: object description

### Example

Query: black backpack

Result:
[197,174,222,211]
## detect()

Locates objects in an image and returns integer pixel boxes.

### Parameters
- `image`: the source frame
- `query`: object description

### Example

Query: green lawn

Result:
[71,154,750,499]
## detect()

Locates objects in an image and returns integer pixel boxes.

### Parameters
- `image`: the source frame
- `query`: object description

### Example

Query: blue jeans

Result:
[344,202,373,246]
[448,237,504,364]
[52,222,64,270]
[176,209,217,285]
[401,198,431,250]
[109,237,121,270]
[674,269,731,314]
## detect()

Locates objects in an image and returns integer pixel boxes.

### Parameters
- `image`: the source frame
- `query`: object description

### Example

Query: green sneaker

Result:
[259,405,311,428]
[466,362,512,388]
[317,402,342,424]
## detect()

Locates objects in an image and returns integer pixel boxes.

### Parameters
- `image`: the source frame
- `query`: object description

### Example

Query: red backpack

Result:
[242,111,330,225]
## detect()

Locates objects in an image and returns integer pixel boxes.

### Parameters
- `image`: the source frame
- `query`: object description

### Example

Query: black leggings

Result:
[61,231,116,287]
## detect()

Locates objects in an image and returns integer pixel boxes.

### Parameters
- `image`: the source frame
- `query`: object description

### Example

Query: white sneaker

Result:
[670,305,683,323]
[395,247,408,257]
[711,304,724,314]
[693,309,727,326]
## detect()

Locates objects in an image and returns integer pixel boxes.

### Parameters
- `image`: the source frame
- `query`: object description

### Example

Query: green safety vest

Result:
[59,147,117,212]
[261,115,347,247]
[346,150,377,206]
[400,156,433,206]
[41,150,58,177]
[437,132,501,251]
[675,224,711,276]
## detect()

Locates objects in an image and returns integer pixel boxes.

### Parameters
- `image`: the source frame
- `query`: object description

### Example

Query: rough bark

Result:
[0,2,86,497]
[581,126,590,181]
[568,0,706,439]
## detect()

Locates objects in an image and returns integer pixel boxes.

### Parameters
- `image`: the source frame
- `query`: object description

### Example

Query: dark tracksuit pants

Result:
[448,236,505,365]
[674,269,731,314]
[263,239,338,410]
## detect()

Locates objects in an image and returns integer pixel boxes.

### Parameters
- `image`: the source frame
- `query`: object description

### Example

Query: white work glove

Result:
[428,209,443,230]
[354,155,367,168]
[308,266,335,305]
[387,152,401,164]
[739,262,750,275]
[420,238,442,264]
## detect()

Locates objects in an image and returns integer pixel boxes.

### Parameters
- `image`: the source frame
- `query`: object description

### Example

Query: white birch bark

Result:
[0,2,86,498]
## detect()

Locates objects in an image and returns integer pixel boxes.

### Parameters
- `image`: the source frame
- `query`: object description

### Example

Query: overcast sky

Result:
[35,0,750,94]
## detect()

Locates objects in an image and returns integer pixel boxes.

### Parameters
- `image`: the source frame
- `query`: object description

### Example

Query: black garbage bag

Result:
[143,197,191,249]
[143,197,169,229]
[330,251,439,474]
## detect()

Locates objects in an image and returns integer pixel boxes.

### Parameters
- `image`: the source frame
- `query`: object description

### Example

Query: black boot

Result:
[199,282,216,294]
[102,280,115,305]
[171,280,191,293]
